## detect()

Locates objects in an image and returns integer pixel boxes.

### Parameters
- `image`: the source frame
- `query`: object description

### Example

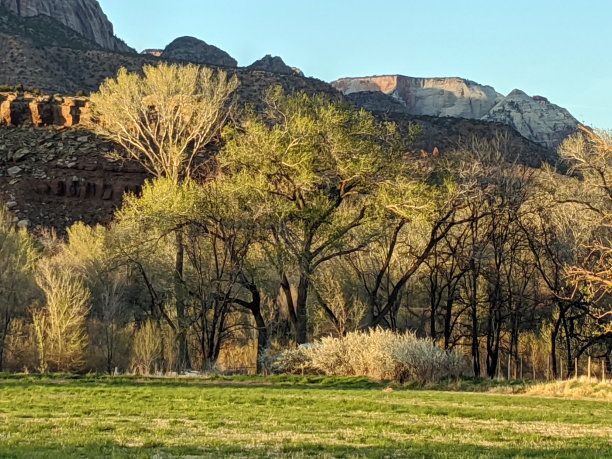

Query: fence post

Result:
[508,354,511,380]
[575,358,579,380]
[520,357,523,380]
[560,359,563,381]
[588,356,592,382]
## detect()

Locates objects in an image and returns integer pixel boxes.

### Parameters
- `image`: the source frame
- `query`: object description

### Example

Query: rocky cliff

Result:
[332,75,578,148]
[248,55,303,76]
[0,0,132,52]
[333,76,504,119]
[161,36,237,68]
[482,89,579,149]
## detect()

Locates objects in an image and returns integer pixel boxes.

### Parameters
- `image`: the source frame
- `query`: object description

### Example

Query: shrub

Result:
[269,328,467,383]
[130,320,162,375]
[263,345,317,375]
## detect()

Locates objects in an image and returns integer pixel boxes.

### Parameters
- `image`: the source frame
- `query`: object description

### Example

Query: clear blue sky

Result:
[99,0,611,129]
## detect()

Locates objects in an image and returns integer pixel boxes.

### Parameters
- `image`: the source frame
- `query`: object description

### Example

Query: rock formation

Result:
[333,76,503,119]
[0,0,132,52]
[332,75,579,148]
[141,49,163,57]
[482,89,579,149]
[161,36,237,67]
[248,55,303,76]
[0,123,146,231]
[0,92,89,127]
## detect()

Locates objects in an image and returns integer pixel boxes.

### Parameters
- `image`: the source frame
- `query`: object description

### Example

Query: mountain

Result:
[248,55,303,76]
[161,36,237,68]
[333,76,503,119]
[0,0,132,52]
[482,89,579,149]
[0,2,568,231]
[332,75,579,148]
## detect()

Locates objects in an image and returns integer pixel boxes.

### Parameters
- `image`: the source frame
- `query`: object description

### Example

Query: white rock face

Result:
[0,0,131,52]
[332,75,579,148]
[482,89,578,149]
[333,75,503,119]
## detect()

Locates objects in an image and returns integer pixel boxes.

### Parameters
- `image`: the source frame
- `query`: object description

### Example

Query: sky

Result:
[98,0,611,129]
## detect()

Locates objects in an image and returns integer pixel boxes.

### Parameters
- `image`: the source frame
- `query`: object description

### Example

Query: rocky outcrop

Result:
[0,0,132,52]
[333,75,578,149]
[0,125,146,231]
[482,89,579,149]
[141,49,163,57]
[248,55,303,76]
[0,92,90,127]
[333,76,503,119]
[161,36,237,67]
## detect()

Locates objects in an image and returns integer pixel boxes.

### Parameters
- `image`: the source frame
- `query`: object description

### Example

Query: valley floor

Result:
[0,375,610,457]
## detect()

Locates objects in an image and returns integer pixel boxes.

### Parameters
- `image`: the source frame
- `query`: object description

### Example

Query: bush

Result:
[268,328,466,384]
[130,320,162,375]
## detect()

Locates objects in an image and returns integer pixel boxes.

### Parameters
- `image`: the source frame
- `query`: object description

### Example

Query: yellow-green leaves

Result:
[90,63,239,181]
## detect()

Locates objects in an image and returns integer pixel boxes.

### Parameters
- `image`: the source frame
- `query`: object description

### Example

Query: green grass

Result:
[0,374,610,457]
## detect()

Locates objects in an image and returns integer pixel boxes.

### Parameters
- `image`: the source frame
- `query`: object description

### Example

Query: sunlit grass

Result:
[0,374,610,457]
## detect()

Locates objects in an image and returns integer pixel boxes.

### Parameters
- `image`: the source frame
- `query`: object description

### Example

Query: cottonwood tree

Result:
[558,127,612,332]
[220,87,414,344]
[90,63,239,181]
[90,63,239,371]
[0,207,38,371]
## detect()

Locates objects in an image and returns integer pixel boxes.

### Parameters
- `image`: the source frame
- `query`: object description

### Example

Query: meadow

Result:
[0,374,610,457]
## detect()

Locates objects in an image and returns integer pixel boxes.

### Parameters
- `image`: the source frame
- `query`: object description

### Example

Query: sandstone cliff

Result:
[333,76,503,119]
[482,89,578,149]
[332,75,578,148]
[0,0,132,52]
[161,36,237,68]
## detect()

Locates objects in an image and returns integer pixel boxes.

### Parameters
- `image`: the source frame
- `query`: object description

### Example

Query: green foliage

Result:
[220,87,428,342]
[0,207,39,370]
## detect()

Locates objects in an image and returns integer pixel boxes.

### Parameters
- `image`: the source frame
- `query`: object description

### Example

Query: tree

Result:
[559,127,612,304]
[90,63,239,371]
[90,63,239,182]
[0,206,38,371]
[220,87,414,343]
[34,263,90,372]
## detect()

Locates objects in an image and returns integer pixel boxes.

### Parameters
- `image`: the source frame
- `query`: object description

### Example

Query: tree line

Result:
[0,63,609,377]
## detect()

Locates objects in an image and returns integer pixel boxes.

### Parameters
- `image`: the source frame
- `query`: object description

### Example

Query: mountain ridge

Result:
[332,75,578,149]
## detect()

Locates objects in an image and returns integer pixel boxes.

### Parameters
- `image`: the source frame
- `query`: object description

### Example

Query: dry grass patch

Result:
[526,378,612,400]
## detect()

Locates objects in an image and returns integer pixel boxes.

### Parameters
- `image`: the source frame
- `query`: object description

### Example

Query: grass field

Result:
[0,374,610,457]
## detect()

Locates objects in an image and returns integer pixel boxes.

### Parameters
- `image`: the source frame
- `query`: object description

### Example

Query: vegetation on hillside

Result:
[0,64,610,382]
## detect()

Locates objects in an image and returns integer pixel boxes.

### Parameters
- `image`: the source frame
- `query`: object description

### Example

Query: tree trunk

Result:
[253,309,268,373]
[443,296,453,349]
[174,230,190,372]
[295,273,309,344]
[0,310,11,372]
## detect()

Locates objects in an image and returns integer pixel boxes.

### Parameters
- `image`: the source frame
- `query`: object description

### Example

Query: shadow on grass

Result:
[1,440,608,458]
[0,373,537,392]
[0,373,388,391]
